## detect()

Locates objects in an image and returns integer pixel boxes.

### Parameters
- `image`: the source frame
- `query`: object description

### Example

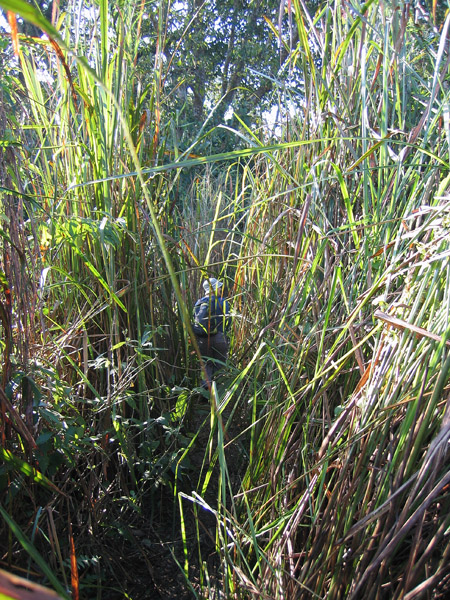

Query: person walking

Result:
[192,278,231,387]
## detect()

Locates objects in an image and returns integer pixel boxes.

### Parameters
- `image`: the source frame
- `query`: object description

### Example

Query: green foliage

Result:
[136,0,310,155]
[1,0,450,598]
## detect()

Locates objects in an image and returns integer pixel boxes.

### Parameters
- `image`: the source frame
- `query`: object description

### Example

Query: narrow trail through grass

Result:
[1,1,450,598]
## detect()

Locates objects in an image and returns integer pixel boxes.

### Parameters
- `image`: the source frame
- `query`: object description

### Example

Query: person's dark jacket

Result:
[193,294,231,336]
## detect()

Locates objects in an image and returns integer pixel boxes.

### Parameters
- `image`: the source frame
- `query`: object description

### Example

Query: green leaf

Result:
[0,0,63,43]
[0,507,69,598]
[0,448,61,494]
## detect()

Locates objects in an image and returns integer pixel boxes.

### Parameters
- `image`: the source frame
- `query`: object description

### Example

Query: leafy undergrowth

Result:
[2,0,450,599]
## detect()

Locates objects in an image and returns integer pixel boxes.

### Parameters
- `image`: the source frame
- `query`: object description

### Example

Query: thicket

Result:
[1,0,450,599]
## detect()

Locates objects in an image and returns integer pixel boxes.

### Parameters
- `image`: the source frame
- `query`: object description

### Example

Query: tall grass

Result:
[0,0,200,595]
[1,0,450,599]
[178,2,450,599]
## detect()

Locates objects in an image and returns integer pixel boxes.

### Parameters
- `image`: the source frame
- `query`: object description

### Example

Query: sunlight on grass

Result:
[1,0,450,598]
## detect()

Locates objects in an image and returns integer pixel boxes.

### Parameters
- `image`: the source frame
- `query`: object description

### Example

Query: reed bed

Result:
[1,0,450,598]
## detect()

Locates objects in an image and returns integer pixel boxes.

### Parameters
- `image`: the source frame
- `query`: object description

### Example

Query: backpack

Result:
[192,296,221,336]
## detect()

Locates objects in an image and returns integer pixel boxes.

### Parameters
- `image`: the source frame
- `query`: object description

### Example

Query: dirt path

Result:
[113,390,248,599]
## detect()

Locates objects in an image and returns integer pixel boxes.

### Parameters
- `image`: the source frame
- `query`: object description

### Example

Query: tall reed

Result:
[177,2,450,598]
[0,0,200,595]
[1,0,450,599]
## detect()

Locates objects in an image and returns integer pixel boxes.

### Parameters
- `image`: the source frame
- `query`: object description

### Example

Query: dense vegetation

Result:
[1,0,450,598]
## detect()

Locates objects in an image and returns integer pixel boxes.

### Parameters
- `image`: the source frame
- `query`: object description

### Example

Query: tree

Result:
[137,0,303,153]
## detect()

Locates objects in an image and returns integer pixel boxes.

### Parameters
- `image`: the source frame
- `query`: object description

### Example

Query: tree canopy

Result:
[132,0,322,150]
